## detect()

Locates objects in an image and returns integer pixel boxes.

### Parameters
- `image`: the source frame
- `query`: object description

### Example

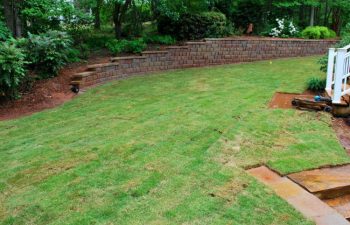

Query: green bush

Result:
[301,26,336,39]
[0,21,11,41]
[143,34,176,45]
[69,27,115,50]
[106,38,147,55]
[23,30,76,79]
[307,77,326,92]
[158,11,230,40]
[0,42,27,99]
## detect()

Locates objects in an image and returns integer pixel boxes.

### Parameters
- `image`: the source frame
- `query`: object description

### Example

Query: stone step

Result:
[142,50,168,55]
[288,164,350,199]
[110,56,146,62]
[71,71,95,79]
[325,194,350,219]
[87,62,119,71]
[248,166,349,225]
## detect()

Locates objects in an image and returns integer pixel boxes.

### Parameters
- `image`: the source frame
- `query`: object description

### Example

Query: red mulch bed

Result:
[0,52,111,121]
[268,91,315,109]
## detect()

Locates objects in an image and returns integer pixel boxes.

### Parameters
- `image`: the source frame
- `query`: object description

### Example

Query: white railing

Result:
[326,44,350,104]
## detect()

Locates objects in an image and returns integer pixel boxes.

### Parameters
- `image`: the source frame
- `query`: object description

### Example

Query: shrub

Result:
[301,26,336,39]
[0,21,11,41]
[23,30,76,79]
[307,77,326,92]
[143,34,176,45]
[106,38,147,55]
[158,11,230,40]
[269,18,299,38]
[68,27,115,50]
[0,42,27,99]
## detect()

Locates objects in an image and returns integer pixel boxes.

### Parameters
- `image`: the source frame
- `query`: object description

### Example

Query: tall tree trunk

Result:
[323,0,329,26]
[113,0,132,39]
[2,0,22,37]
[331,8,341,35]
[310,6,315,26]
[94,0,102,30]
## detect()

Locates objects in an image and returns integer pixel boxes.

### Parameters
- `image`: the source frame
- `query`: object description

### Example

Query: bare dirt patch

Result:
[268,91,315,109]
[0,52,111,121]
[333,118,350,155]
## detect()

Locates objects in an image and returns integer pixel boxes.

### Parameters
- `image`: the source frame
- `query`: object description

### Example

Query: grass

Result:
[0,56,349,224]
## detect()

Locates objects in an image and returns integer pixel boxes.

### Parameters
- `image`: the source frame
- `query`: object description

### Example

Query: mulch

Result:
[0,52,111,121]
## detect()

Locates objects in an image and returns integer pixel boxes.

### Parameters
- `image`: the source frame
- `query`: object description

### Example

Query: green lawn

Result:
[1,56,349,225]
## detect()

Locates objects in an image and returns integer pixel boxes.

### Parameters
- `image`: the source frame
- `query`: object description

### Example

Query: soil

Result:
[268,91,315,109]
[332,118,350,154]
[0,51,112,121]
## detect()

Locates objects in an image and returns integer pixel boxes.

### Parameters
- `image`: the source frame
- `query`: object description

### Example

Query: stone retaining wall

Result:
[72,38,338,88]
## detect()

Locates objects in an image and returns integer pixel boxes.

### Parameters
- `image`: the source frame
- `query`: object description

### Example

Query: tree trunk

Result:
[331,8,341,35]
[2,0,22,37]
[113,0,132,39]
[94,0,102,30]
[310,6,315,26]
[323,0,329,26]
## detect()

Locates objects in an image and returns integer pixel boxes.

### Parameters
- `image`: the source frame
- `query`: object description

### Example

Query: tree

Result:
[112,0,132,38]
[94,0,103,29]
[2,0,22,37]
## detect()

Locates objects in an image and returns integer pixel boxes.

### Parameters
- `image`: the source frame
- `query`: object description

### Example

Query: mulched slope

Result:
[0,54,111,121]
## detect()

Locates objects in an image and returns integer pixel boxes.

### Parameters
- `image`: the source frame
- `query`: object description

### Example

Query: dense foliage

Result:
[1,0,350,100]
[0,42,27,99]
[106,38,147,55]
[301,26,336,39]
[0,20,11,41]
[307,77,327,92]
[143,34,176,45]
[268,18,299,38]
[23,31,77,79]
[159,11,231,40]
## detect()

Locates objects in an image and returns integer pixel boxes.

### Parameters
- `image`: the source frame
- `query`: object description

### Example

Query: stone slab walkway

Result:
[248,166,349,225]
[288,164,350,199]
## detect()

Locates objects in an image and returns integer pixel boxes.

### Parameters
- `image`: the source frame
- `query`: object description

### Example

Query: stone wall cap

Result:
[72,71,95,78]
[165,46,189,49]
[110,56,147,62]
[204,37,339,42]
[186,41,207,45]
[88,62,119,69]
[142,51,168,54]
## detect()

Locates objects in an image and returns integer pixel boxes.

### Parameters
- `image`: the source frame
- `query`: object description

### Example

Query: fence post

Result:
[333,48,346,104]
[326,48,335,92]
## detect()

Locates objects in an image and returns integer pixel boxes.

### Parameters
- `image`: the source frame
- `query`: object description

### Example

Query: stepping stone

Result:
[288,164,350,199]
[324,194,350,219]
[248,166,349,225]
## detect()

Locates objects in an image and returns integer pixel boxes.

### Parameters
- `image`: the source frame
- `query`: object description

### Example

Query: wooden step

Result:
[288,164,350,199]
[325,194,350,219]
[326,88,350,107]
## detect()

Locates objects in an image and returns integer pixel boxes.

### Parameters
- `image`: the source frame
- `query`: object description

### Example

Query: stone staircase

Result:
[70,62,121,90]
[248,166,350,225]
[288,164,350,221]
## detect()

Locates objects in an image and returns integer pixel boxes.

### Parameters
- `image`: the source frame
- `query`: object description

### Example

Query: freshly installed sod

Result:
[1,56,349,225]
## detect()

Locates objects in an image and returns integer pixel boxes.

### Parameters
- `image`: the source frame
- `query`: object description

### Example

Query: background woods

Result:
[0,0,350,99]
